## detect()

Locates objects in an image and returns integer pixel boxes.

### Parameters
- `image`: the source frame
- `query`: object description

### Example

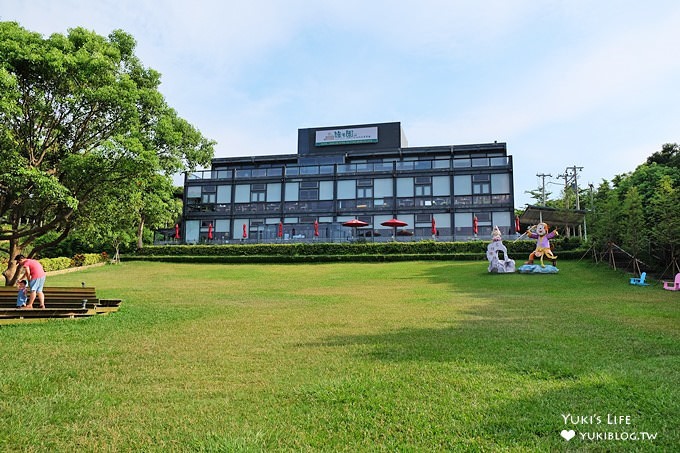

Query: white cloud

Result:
[3,0,680,208]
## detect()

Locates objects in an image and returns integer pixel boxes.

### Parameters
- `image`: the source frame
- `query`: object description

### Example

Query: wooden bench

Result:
[0,286,122,319]
[0,308,94,319]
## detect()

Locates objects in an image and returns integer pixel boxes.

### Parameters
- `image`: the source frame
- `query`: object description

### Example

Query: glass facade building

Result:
[181,122,515,243]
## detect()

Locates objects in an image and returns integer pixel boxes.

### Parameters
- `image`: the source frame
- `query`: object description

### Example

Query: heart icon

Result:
[561,429,576,441]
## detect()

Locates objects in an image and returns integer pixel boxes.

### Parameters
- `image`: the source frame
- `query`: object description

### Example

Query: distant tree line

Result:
[586,144,680,272]
[523,144,680,273]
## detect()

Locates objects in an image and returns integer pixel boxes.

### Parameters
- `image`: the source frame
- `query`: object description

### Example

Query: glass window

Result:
[374,162,393,172]
[491,174,510,194]
[251,192,265,202]
[453,158,471,168]
[396,177,414,197]
[202,193,216,203]
[186,186,201,198]
[473,183,490,194]
[492,211,511,228]
[234,219,249,238]
[266,168,283,177]
[234,184,250,203]
[319,181,333,200]
[215,219,229,232]
[415,185,431,196]
[455,213,472,228]
[357,187,373,198]
[337,164,354,174]
[373,178,393,198]
[185,220,199,243]
[337,180,356,199]
[300,166,319,175]
[216,185,231,203]
[285,182,299,201]
[235,169,252,178]
[299,189,319,201]
[471,158,489,167]
[433,213,451,228]
[433,159,450,169]
[432,176,450,196]
[300,181,319,189]
[472,183,491,195]
[396,161,415,171]
[476,212,492,222]
[453,175,471,195]
[267,183,281,202]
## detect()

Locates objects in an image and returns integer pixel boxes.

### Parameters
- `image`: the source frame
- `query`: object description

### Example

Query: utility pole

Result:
[536,173,552,224]
[536,173,552,206]
[561,165,584,238]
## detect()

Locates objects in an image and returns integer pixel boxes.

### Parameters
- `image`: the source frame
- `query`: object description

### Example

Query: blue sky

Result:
[3,0,679,207]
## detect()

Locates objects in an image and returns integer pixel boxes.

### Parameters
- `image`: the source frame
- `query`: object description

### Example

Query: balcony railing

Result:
[186,157,511,181]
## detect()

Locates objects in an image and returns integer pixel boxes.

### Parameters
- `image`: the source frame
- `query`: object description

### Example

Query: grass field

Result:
[0,260,678,451]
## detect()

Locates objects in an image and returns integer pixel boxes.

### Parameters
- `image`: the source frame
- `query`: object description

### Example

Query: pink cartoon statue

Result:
[525,222,558,267]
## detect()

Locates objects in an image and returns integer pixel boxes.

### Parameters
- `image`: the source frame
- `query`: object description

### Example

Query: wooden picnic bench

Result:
[0,286,122,320]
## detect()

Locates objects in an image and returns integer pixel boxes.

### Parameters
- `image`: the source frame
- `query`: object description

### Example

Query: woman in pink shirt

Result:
[14,254,46,309]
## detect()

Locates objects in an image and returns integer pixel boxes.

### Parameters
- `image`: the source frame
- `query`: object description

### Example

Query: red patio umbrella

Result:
[342,219,369,227]
[431,217,437,236]
[381,218,408,228]
[381,218,408,240]
[342,219,368,238]
[473,215,479,235]
[207,223,213,240]
[278,222,283,238]
[515,215,521,233]
[174,224,180,240]
[314,219,319,237]
[242,223,247,239]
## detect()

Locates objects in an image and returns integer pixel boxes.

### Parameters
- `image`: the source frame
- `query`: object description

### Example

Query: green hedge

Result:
[39,253,108,272]
[127,239,587,264]
[135,238,584,258]
[123,253,484,264]
[38,257,74,272]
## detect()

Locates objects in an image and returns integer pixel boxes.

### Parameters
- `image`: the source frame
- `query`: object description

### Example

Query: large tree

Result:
[0,22,214,284]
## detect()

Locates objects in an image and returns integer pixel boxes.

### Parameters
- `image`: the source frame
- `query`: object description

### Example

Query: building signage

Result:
[315,127,378,146]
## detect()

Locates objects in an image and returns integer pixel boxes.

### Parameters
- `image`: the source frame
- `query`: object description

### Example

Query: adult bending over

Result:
[14,255,46,309]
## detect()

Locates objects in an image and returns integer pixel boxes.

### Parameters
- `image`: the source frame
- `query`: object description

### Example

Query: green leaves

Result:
[0,21,214,263]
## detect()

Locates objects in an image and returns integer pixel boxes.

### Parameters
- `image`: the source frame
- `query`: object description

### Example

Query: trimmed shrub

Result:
[39,257,73,272]
[135,238,583,258]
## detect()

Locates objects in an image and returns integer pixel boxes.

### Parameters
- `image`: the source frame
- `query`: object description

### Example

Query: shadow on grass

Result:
[293,259,678,449]
[297,318,677,450]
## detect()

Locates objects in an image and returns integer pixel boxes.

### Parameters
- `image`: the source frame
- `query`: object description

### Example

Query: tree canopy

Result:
[0,22,215,283]
[586,144,680,273]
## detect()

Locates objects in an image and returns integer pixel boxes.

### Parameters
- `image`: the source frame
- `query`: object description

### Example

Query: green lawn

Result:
[1,261,677,451]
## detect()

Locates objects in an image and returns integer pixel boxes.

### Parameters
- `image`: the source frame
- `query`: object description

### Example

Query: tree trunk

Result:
[113,241,121,264]
[2,239,23,286]
[137,217,145,250]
